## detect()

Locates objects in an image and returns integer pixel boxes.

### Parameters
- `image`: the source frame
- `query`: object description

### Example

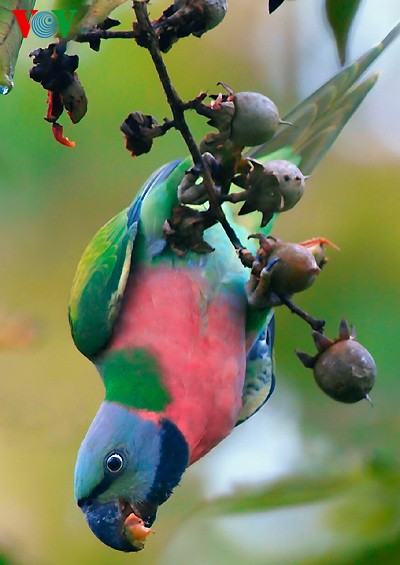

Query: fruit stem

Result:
[278,295,325,332]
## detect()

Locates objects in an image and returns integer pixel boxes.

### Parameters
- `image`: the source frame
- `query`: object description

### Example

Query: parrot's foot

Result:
[237,247,255,268]
[177,153,222,205]
[246,257,281,309]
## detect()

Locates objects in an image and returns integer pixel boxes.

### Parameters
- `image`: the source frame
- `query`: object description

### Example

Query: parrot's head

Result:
[74,402,189,552]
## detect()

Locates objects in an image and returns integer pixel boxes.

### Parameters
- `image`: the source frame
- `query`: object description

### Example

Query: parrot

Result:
[70,23,399,552]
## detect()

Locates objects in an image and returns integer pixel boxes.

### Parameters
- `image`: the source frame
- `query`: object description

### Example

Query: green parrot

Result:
[70,23,399,552]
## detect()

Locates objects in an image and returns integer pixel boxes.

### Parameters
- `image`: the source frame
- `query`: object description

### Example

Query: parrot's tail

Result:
[247,21,400,176]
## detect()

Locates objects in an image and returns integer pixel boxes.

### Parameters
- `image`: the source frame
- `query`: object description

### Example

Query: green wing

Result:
[248,21,400,174]
[69,160,188,359]
[69,209,135,359]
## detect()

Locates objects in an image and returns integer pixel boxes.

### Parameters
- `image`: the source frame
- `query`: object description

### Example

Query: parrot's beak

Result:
[80,498,157,552]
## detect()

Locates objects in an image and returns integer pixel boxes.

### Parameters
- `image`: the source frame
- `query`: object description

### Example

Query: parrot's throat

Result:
[99,348,171,412]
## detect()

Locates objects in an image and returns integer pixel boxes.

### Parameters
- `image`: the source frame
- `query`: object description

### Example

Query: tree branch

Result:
[133,0,245,252]
[75,30,135,44]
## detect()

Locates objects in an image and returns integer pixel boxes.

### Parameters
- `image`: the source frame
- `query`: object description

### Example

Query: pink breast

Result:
[108,266,247,463]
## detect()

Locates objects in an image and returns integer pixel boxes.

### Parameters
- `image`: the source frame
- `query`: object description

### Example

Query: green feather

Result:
[100,349,171,411]
[242,21,400,339]
[69,209,135,358]
[248,22,400,174]
[69,22,400,369]
[68,160,191,359]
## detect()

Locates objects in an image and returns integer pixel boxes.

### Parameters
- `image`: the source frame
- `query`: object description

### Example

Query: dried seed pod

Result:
[152,0,227,52]
[224,159,307,227]
[296,320,377,403]
[262,160,306,211]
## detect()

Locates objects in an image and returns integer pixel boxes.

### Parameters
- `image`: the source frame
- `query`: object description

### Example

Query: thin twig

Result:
[278,295,325,332]
[75,30,135,44]
[133,0,245,251]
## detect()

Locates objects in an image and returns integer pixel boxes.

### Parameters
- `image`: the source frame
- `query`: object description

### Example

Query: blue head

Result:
[74,402,189,552]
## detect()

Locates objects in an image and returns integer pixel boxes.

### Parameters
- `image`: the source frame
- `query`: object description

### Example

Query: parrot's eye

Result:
[284,174,290,181]
[105,452,125,473]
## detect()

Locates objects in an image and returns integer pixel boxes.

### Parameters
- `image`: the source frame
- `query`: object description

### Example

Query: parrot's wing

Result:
[69,160,186,359]
[248,21,400,175]
[236,313,275,426]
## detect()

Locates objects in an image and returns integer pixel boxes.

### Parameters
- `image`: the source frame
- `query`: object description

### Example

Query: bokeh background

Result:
[1,0,400,563]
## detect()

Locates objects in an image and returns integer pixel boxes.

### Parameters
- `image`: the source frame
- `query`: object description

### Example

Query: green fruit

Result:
[230,92,281,146]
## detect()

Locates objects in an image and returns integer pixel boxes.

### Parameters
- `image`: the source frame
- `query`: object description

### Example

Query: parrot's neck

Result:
[104,265,247,464]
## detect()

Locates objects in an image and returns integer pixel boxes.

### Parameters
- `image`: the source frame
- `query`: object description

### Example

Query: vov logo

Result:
[12,10,77,39]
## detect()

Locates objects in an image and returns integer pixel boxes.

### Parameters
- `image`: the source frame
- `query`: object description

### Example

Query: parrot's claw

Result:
[263,256,281,273]
[237,247,255,268]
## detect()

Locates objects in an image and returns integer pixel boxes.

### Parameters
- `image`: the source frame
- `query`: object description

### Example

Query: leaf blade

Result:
[0,0,36,94]
[325,0,363,65]
[198,472,361,516]
[77,0,127,32]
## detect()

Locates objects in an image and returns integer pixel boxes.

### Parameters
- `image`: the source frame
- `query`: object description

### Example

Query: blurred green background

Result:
[1,1,400,563]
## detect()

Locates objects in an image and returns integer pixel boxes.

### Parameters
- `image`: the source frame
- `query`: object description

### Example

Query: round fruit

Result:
[268,243,320,295]
[230,92,281,146]
[313,339,376,403]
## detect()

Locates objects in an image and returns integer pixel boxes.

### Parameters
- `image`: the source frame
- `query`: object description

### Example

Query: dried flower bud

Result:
[30,44,87,146]
[30,44,79,91]
[224,158,306,227]
[163,205,214,256]
[148,0,227,52]
[120,112,160,157]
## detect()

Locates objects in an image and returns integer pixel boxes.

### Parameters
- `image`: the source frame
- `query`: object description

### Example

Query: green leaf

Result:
[52,0,88,36]
[325,0,363,65]
[198,471,361,516]
[269,0,286,14]
[77,0,127,32]
[0,0,36,94]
